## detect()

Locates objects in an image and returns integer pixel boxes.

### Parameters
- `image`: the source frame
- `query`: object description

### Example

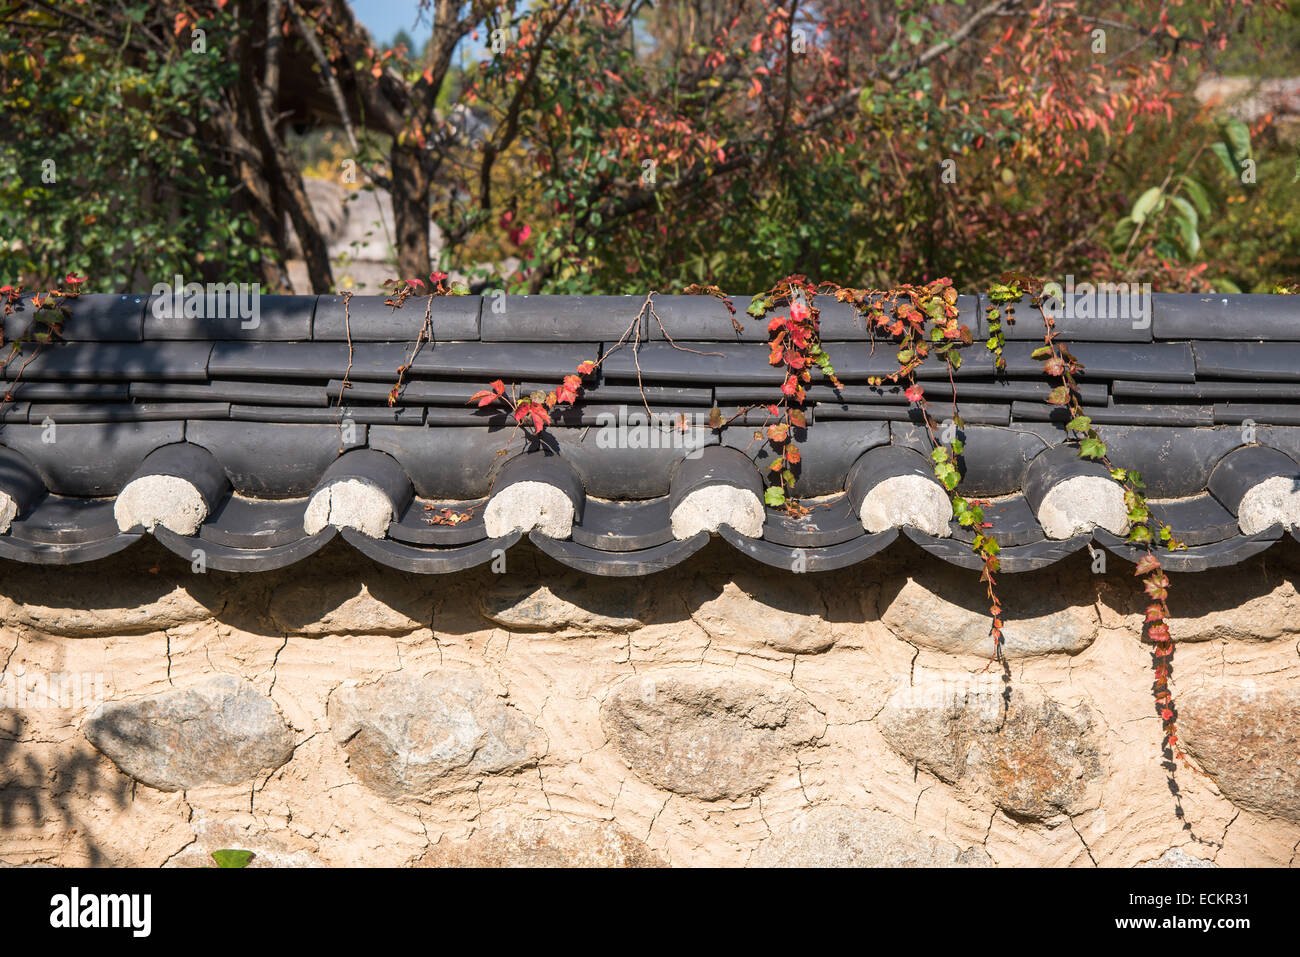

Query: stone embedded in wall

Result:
[881,567,1098,657]
[415,819,665,868]
[327,672,544,800]
[478,575,644,632]
[599,672,826,801]
[877,683,1103,819]
[1099,563,1300,643]
[750,805,992,867]
[267,578,432,636]
[1137,847,1218,868]
[690,576,841,654]
[1179,682,1300,823]
[0,566,216,638]
[84,674,295,792]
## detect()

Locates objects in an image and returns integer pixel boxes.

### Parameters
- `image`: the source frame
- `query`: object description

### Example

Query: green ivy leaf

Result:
[763,486,786,507]
[1079,437,1107,459]
[211,849,255,869]
[1067,415,1092,432]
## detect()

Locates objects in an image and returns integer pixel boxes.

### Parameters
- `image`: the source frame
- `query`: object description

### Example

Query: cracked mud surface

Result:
[1,536,1298,867]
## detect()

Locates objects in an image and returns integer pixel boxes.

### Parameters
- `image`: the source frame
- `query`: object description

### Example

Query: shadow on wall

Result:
[1,533,1298,643]
[0,712,131,866]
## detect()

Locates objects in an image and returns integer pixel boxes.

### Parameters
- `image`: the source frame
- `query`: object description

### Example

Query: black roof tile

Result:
[313,294,481,341]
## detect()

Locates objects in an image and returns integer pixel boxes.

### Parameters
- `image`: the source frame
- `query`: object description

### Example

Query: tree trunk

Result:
[390,143,432,280]
[248,0,334,293]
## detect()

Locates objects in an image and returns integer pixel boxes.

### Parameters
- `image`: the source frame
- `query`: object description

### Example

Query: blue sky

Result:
[350,0,429,45]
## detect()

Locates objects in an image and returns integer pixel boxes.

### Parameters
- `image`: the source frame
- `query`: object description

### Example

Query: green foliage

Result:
[0,3,265,290]
[210,849,254,868]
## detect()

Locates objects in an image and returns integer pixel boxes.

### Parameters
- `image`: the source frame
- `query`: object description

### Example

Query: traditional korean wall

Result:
[1,536,1297,868]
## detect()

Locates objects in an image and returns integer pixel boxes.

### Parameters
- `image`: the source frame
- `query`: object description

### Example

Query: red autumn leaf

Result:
[788,409,807,427]
[1147,622,1172,643]
[1134,554,1161,576]
[491,379,506,395]
[781,376,798,396]
[768,316,788,333]
[514,402,551,433]
[904,384,924,402]
[790,301,810,323]
[1144,580,1168,600]
[785,444,801,464]
[555,374,583,404]
[785,350,806,369]
[767,423,789,442]
[767,404,779,416]
[575,361,597,375]
[1144,604,1165,623]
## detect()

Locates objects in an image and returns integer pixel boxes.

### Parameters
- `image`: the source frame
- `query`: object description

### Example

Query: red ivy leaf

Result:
[1134,554,1162,576]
